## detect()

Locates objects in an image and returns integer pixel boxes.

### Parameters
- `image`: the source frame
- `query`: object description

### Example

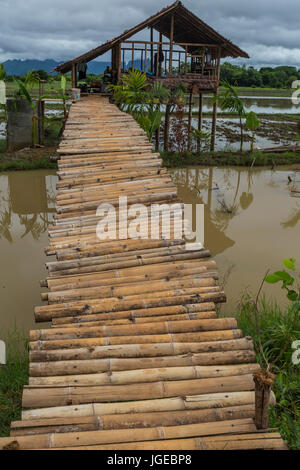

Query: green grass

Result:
[161,150,300,168]
[0,157,57,171]
[0,325,29,437]
[232,296,300,449]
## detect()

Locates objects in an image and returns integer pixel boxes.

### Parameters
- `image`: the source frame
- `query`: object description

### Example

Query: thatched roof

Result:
[55,1,249,73]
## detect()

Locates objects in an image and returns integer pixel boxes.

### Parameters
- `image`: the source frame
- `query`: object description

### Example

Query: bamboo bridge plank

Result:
[0,95,287,451]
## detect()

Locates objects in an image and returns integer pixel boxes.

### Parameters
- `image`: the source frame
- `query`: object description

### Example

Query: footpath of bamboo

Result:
[0,95,287,451]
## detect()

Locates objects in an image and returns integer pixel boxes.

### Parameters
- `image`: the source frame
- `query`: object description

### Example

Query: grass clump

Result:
[161,150,300,168]
[0,325,29,437]
[233,295,300,449]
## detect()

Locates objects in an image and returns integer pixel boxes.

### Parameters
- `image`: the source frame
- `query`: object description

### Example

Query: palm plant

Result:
[136,106,162,141]
[109,69,148,113]
[246,111,260,152]
[214,81,246,151]
[149,82,170,104]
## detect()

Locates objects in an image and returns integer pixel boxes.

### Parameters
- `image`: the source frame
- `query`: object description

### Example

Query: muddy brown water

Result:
[0,166,299,335]
[170,165,300,314]
[0,170,56,334]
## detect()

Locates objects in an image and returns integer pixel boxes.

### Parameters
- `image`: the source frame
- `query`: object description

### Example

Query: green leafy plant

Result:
[235,294,300,448]
[246,111,260,152]
[192,128,211,152]
[57,75,68,122]
[214,81,246,151]
[0,64,6,81]
[136,106,162,141]
[149,82,170,103]
[24,70,40,89]
[13,77,51,147]
[265,258,300,304]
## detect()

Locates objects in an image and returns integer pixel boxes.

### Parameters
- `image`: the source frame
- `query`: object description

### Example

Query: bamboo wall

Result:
[0,96,286,451]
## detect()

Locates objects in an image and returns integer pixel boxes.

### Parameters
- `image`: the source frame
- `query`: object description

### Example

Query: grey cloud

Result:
[1,0,300,66]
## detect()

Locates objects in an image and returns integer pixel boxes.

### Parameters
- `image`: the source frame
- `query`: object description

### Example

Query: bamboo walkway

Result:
[0,96,286,450]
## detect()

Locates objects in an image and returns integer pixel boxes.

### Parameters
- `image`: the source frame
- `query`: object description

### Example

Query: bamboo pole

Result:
[22,390,275,421]
[22,375,256,408]
[29,338,254,363]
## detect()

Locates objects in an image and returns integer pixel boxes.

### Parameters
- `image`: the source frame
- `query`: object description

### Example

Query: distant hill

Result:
[2,59,111,76]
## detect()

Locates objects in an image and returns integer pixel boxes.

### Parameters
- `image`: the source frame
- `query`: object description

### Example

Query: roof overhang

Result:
[55,1,249,73]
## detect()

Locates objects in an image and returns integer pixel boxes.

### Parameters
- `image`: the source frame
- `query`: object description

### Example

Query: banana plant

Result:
[246,111,260,152]
[57,75,68,121]
[214,81,246,151]
[13,77,51,147]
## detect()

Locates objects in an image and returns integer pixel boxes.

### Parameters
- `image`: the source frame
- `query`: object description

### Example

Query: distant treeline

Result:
[2,60,300,90]
[220,62,300,89]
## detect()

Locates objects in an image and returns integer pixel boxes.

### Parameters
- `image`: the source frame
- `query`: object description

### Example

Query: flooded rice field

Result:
[170,165,300,315]
[0,166,299,333]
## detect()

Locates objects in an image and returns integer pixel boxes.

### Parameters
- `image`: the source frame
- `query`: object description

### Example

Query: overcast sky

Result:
[1,0,300,67]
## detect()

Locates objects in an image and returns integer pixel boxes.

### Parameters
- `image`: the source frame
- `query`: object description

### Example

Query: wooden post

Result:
[155,127,160,152]
[117,43,121,82]
[144,44,147,74]
[159,33,163,76]
[217,47,221,81]
[187,90,193,152]
[197,93,203,153]
[210,91,217,151]
[71,64,77,88]
[38,80,45,145]
[169,14,174,74]
[184,47,187,74]
[253,369,274,430]
[164,104,171,152]
[150,28,154,73]
[132,43,134,71]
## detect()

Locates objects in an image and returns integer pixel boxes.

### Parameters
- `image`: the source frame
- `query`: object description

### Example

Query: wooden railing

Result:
[120,40,221,79]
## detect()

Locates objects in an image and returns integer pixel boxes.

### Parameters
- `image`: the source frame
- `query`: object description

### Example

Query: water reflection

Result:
[0,172,56,242]
[0,170,57,333]
[170,165,300,313]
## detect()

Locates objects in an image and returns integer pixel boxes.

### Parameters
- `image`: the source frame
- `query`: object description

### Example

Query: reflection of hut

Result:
[174,167,235,256]
[203,211,235,257]
[8,173,53,215]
